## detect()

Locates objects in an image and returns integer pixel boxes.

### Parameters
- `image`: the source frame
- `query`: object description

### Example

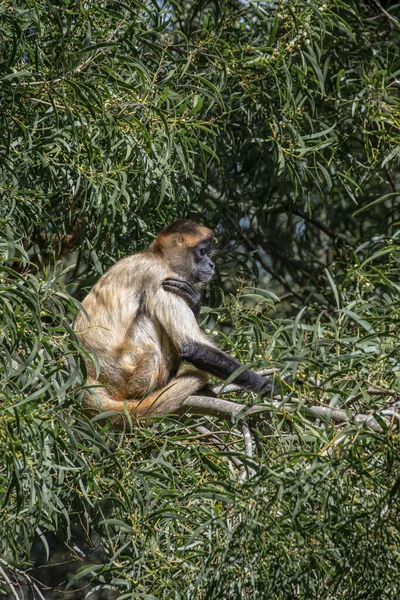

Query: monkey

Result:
[74,220,274,420]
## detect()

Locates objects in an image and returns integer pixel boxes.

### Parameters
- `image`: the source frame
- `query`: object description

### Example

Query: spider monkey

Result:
[74,220,274,418]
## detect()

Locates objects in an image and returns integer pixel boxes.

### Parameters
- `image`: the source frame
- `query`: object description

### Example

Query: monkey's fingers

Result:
[161,282,192,296]
[162,280,200,305]
[162,277,198,294]
[260,374,291,397]
[162,284,193,304]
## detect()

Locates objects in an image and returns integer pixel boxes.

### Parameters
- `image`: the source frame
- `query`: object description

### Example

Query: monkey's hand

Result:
[259,379,279,397]
[259,373,291,397]
[162,277,201,318]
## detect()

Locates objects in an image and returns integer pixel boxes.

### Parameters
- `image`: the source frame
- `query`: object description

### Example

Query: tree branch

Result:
[292,207,351,246]
[193,425,244,469]
[181,394,399,432]
[240,233,304,300]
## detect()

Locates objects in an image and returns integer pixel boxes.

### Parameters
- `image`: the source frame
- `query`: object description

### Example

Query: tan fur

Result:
[74,235,215,419]
[84,371,208,423]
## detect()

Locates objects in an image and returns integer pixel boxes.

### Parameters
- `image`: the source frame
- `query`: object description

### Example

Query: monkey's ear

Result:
[172,234,184,246]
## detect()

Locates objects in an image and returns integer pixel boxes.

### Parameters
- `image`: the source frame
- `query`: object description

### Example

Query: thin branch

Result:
[189,429,236,440]
[365,0,399,25]
[292,207,351,246]
[222,209,304,299]
[0,564,20,600]
[301,403,384,431]
[344,387,399,407]
[254,235,314,278]
[242,423,253,458]
[31,582,46,600]
[181,394,399,432]
[181,395,251,420]
[194,425,244,469]
[241,234,303,300]
[239,423,257,481]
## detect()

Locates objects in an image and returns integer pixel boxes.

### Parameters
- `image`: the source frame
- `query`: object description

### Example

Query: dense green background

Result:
[1,0,400,598]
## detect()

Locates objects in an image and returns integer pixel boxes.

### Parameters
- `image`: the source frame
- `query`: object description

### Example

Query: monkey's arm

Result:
[150,289,273,394]
[180,342,272,394]
[161,277,201,319]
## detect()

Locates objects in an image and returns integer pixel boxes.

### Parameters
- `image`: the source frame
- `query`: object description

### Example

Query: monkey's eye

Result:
[198,248,207,257]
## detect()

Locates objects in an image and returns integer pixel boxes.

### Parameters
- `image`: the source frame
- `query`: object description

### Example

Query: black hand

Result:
[162,277,201,318]
[256,373,291,397]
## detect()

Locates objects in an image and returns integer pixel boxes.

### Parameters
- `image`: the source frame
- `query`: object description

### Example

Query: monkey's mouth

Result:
[197,270,214,281]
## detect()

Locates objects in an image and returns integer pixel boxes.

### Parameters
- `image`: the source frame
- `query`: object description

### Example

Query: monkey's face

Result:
[162,231,215,283]
[191,241,215,283]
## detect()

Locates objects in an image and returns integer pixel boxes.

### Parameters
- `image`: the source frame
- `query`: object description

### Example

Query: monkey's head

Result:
[151,220,215,283]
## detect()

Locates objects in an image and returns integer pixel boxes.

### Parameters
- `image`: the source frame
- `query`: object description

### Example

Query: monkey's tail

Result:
[83,372,207,420]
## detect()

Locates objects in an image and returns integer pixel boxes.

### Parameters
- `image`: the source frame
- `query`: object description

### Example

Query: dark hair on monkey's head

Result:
[160,220,198,235]
[152,220,214,251]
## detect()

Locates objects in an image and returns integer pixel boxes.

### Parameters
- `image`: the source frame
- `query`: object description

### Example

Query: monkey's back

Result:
[74,253,180,397]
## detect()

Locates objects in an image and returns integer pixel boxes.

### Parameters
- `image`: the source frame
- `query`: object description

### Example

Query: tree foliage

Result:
[1,0,400,598]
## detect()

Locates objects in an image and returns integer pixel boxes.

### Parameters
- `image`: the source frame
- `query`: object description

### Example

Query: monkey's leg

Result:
[83,378,140,425]
[83,372,208,420]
